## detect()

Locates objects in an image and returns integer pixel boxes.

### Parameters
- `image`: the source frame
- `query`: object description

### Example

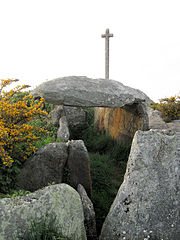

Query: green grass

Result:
[69,107,131,235]
[34,136,60,149]
[1,189,31,199]
[90,151,128,234]
[14,215,74,240]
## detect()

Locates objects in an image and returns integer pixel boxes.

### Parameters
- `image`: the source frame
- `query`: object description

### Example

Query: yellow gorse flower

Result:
[0,79,48,167]
[151,95,180,122]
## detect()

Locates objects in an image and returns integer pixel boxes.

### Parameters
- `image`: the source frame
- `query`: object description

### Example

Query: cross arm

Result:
[101,33,113,38]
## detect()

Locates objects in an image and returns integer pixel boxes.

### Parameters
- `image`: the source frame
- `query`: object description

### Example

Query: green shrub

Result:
[151,96,180,122]
[0,158,23,194]
[0,80,58,194]
[84,132,130,163]
[0,117,58,194]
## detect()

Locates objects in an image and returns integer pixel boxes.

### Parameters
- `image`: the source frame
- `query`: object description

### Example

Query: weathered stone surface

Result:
[50,105,86,130]
[147,107,168,130]
[16,143,68,192]
[50,105,65,127]
[67,140,92,198]
[31,76,152,107]
[64,106,86,129]
[100,130,180,240]
[0,184,87,240]
[94,103,149,144]
[77,184,97,240]
[147,107,180,132]
[57,116,70,142]
[167,120,180,132]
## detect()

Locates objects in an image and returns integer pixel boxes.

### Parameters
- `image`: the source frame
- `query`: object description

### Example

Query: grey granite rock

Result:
[50,105,86,131]
[16,143,68,191]
[147,107,180,133]
[50,105,65,127]
[100,130,180,240]
[31,76,152,107]
[57,116,70,142]
[0,184,87,240]
[167,120,180,132]
[147,107,168,129]
[67,140,92,198]
[64,106,86,129]
[77,184,97,240]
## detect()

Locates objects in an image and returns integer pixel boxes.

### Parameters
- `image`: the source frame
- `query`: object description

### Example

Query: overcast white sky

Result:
[0,0,180,102]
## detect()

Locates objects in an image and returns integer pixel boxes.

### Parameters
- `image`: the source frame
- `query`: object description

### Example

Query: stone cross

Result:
[101,28,113,79]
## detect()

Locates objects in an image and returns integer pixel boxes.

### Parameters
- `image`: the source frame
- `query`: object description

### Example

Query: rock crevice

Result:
[16,140,92,198]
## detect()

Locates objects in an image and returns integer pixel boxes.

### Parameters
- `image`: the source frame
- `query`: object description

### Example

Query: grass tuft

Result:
[14,215,74,240]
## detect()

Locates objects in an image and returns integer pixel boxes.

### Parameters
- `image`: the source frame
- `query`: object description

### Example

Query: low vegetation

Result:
[2,80,172,239]
[0,79,57,194]
[14,215,74,240]
[70,107,131,234]
[1,189,31,199]
[151,95,180,122]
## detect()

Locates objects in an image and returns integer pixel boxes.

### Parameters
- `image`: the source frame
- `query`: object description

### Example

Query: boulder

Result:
[77,184,97,240]
[167,120,180,132]
[100,130,180,240]
[16,143,68,192]
[147,107,180,132]
[64,106,86,129]
[50,105,86,129]
[67,140,92,198]
[147,107,168,130]
[57,116,70,142]
[94,103,149,144]
[0,184,87,240]
[31,76,152,107]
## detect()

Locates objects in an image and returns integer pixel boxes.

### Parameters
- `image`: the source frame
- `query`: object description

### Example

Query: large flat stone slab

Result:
[31,76,151,107]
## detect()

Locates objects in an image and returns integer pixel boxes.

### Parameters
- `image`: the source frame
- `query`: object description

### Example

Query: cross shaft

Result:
[101,28,113,79]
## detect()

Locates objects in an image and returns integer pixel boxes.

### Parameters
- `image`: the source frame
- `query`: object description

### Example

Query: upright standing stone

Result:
[50,105,65,127]
[57,116,70,142]
[100,130,180,240]
[101,29,113,79]
[67,140,92,198]
[78,184,97,240]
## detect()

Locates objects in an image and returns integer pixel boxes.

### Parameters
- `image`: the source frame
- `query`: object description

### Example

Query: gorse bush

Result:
[0,79,48,193]
[29,118,59,148]
[151,96,180,122]
[0,79,48,166]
